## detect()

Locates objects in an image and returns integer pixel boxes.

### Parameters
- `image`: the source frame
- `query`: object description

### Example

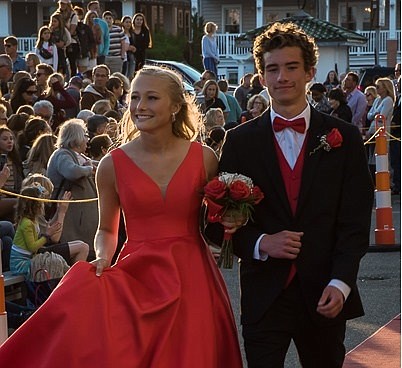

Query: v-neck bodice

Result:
[111,142,206,241]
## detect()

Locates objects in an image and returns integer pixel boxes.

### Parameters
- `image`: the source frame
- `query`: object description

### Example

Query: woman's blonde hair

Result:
[364,85,378,99]
[204,22,217,35]
[22,173,54,199]
[25,133,57,175]
[25,52,40,66]
[204,108,224,131]
[15,185,45,224]
[45,72,65,97]
[129,66,201,140]
[376,77,396,102]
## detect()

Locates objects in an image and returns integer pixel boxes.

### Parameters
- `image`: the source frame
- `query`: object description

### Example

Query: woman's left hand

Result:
[91,258,110,277]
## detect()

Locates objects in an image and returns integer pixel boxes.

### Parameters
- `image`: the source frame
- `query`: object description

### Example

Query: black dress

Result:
[133,29,150,71]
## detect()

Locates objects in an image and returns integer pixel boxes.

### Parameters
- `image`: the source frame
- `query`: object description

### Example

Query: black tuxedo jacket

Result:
[219,107,374,326]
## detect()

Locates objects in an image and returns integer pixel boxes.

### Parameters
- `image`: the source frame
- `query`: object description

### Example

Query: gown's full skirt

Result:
[0,143,243,367]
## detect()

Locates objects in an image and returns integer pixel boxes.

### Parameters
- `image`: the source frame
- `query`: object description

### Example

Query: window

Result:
[184,11,191,38]
[340,4,357,30]
[223,6,241,33]
[178,9,183,29]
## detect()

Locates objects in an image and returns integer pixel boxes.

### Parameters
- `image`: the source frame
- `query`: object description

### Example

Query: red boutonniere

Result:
[310,128,343,155]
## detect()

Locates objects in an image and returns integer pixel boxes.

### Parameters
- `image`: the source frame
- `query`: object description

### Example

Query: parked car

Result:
[144,59,236,94]
[358,66,395,90]
[145,59,202,86]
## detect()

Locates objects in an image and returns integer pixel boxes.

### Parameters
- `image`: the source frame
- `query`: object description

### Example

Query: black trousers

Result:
[242,278,346,368]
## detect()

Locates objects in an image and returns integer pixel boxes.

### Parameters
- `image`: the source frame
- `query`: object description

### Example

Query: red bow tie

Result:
[273,117,306,134]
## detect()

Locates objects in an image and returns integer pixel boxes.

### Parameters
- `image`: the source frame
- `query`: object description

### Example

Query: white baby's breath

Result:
[218,172,254,187]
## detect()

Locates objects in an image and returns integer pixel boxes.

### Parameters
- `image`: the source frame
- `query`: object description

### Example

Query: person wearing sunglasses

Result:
[363,86,377,132]
[3,36,26,73]
[10,77,38,113]
[35,63,55,96]
[0,54,14,97]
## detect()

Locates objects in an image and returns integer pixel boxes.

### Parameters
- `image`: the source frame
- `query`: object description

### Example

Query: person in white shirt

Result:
[217,21,374,368]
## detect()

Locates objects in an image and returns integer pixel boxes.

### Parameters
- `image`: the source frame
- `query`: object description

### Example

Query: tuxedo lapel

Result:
[295,108,327,219]
[255,111,293,218]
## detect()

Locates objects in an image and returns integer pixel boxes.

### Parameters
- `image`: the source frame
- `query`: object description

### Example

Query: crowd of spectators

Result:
[0,3,400,278]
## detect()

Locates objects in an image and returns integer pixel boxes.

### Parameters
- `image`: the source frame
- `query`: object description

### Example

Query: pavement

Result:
[221,194,401,367]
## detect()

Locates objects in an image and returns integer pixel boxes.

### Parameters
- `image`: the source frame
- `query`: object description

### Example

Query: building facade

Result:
[0,0,400,83]
[0,0,191,39]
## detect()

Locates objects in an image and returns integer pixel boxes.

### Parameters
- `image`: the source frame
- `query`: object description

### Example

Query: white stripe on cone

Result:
[375,155,389,172]
[375,190,392,208]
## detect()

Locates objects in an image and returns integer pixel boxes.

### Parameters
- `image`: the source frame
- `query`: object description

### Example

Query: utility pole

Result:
[371,0,385,66]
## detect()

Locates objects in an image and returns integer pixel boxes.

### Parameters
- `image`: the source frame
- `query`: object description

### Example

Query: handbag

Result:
[25,268,61,307]
[26,248,70,307]
[39,47,53,60]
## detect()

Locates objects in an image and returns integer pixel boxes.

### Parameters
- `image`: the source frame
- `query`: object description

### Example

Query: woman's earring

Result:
[171,112,176,122]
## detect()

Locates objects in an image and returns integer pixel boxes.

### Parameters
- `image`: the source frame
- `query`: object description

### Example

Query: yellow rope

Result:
[385,131,401,142]
[0,188,98,203]
[363,127,402,145]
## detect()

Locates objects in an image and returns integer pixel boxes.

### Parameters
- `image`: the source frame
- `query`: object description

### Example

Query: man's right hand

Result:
[259,231,303,259]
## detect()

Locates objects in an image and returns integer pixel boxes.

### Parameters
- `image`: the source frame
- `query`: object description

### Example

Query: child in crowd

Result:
[9,185,62,279]
[22,174,89,265]
[35,25,58,72]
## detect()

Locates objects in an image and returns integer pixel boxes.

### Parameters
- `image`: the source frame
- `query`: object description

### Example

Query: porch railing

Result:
[214,30,401,58]
[349,30,401,55]
[17,30,401,59]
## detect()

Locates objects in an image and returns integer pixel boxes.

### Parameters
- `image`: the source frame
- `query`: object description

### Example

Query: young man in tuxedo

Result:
[219,22,374,368]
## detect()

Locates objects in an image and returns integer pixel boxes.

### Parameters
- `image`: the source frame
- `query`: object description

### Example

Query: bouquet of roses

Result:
[203,172,264,268]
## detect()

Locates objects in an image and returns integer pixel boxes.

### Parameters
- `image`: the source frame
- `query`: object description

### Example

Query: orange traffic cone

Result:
[370,114,400,251]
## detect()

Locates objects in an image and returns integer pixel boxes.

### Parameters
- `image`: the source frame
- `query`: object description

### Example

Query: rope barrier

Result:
[0,189,98,203]
[363,127,401,145]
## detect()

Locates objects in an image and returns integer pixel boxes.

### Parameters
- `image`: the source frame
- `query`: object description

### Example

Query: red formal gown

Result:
[0,142,243,367]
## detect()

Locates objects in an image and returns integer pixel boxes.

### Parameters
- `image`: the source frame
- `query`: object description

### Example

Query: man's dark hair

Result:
[102,11,114,19]
[309,83,326,94]
[328,87,347,104]
[36,63,54,76]
[4,36,18,46]
[346,72,359,85]
[253,22,318,75]
[203,70,217,81]
[217,79,229,93]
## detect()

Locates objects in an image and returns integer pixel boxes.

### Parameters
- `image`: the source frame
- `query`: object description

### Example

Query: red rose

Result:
[204,178,227,200]
[229,180,251,201]
[252,186,264,204]
[326,128,343,148]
